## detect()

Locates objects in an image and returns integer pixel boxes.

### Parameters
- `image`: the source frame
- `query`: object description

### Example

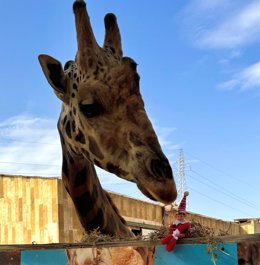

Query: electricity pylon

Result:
[177,148,187,205]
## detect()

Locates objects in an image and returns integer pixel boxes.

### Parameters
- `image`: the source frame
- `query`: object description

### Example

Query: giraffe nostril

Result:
[150,159,173,179]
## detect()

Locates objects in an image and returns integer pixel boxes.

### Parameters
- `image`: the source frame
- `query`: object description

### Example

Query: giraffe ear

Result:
[38,54,68,103]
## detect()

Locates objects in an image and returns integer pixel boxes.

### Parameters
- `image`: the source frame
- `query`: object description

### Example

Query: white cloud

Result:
[0,115,119,182]
[218,62,260,91]
[184,0,230,15]
[200,2,260,48]
[154,125,176,148]
[0,115,61,177]
[183,1,260,49]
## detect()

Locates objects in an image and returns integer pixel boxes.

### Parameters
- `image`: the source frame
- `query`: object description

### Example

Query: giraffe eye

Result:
[79,102,104,118]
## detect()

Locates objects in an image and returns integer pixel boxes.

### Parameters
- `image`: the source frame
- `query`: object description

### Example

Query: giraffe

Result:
[38,0,176,263]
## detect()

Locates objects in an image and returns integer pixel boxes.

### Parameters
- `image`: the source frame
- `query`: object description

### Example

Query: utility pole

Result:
[177,148,187,205]
[163,149,187,224]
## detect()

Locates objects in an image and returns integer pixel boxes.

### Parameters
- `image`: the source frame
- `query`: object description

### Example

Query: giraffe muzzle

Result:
[150,158,173,180]
[137,177,177,204]
[134,157,177,204]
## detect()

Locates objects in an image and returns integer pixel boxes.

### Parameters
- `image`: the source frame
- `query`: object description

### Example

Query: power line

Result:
[185,150,259,192]
[173,149,259,212]
[0,138,60,146]
[0,161,60,167]
[0,168,120,177]
[187,186,254,218]
[0,171,61,177]
[187,173,259,214]
[189,169,260,210]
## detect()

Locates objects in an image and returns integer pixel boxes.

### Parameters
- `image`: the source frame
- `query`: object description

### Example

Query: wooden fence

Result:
[0,233,260,265]
[0,175,242,245]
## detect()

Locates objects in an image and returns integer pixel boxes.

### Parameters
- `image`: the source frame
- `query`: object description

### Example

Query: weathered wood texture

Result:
[0,175,244,244]
[164,209,240,236]
[238,219,260,234]
[0,175,59,244]
[110,193,162,225]
[1,233,260,251]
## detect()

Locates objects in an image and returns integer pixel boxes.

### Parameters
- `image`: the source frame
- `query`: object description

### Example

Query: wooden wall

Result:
[110,193,162,225]
[164,207,240,235]
[0,175,243,244]
[189,212,240,235]
[238,219,260,234]
[239,221,254,234]
[252,220,260,233]
[0,175,59,244]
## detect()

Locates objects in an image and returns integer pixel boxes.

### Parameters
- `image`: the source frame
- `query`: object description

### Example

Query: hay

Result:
[81,229,116,244]
[145,226,168,241]
[80,229,143,244]
[78,223,227,265]
[80,221,229,244]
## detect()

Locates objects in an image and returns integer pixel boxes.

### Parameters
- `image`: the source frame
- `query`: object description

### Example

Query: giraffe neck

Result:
[60,138,133,238]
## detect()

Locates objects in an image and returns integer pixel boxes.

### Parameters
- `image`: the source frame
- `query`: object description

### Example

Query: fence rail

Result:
[1,233,260,251]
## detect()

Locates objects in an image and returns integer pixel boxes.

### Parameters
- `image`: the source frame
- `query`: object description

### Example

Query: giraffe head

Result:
[38,1,176,204]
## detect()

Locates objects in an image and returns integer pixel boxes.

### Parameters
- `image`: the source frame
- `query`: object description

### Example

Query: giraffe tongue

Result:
[136,183,156,201]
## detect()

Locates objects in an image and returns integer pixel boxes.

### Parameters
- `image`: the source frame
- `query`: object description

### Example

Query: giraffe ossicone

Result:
[39,0,176,238]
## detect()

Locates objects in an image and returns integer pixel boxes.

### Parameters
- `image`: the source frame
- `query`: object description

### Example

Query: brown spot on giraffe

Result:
[88,135,104,160]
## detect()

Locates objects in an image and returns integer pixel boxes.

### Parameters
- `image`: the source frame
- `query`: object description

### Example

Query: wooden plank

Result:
[18,198,23,222]
[126,221,161,231]
[1,233,260,251]
[0,177,3,198]
[181,233,260,244]
[0,250,20,265]
[0,239,157,250]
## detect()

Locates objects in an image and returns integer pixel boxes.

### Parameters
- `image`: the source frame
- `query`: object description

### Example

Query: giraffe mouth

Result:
[136,176,177,204]
[133,156,177,204]
[136,183,156,201]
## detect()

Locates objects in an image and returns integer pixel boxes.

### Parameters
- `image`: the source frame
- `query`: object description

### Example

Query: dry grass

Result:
[80,221,230,244]
[80,222,230,265]
[81,229,143,244]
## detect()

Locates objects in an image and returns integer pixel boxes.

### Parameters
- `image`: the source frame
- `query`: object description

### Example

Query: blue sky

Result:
[0,0,260,221]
